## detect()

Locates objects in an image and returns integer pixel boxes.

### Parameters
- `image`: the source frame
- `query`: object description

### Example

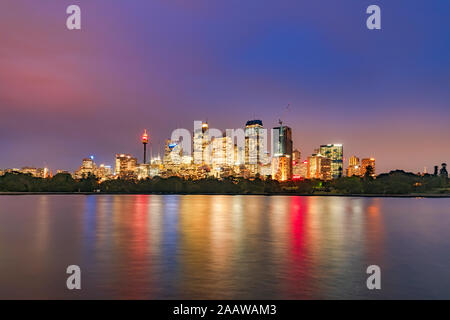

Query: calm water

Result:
[0,195,449,299]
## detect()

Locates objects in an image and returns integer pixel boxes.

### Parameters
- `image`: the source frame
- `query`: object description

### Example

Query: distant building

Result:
[181,155,193,165]
[319,144,343,179]
[74,157,96,179]
[347,155,361,177]
[19,167,49,178]
[272,156,291,181]
[193,121,210,165]
[20,167,39,176]
[149,164,161,178]
[208,135,233,178]
[233,143,245,166]
[211,135,233,167]
[259,163,272,179]
[95,164,113,181]
[272,123,293,181]
[293,160,308,179]
[137,163,150,180]
[164,139,183,167]
[115,154,137,179]
[307,154,332,180]
[245,120,265,176]
[361,158,376,177]
[292,149,302,176]
[56,170,70,175]
[292,149,301,163]
[151,155,162,165]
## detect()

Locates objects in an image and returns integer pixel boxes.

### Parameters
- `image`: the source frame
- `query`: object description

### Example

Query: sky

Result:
[0,0,449,173]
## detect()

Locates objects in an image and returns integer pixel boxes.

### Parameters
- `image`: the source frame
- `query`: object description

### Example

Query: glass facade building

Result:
[319,144,343,179]
[272,125,293,181]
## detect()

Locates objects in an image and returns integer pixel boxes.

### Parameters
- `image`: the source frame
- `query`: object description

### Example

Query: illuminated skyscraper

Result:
[193,121,210,165]
[137,163,150,180]
[349,155,359,167]
[292,149,303,178]
[272,123,293,181]
[272,156,291,181]
[319,144,343,179]
[74,156,96,179]
[95,164,113,181]
[245,120,265,176]
[209,135,234,178]
[115,154,138,179]
[361,158,376,177]
[211,135,233,167]
[292,149,301,163]
[163,139,183,167]
[347,155,361,177]
[307,154,332,180]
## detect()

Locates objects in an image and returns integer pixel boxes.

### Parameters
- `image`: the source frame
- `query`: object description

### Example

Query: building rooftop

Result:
[245,120,263,127]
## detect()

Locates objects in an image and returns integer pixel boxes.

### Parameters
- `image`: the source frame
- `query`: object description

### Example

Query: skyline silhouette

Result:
[1,1,449,173]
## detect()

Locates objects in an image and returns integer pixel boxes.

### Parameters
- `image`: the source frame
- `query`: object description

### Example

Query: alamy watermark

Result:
[66,265,81,290]
[366,265,381,290]
[65,4,382,31]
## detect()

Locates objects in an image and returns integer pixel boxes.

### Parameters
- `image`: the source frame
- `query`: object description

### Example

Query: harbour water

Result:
[0,195,449,299]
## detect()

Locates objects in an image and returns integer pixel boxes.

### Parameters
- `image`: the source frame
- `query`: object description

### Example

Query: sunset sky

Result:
[0,0,449,173]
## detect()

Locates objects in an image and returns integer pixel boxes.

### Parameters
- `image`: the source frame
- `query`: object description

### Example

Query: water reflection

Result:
[0,195,449,299]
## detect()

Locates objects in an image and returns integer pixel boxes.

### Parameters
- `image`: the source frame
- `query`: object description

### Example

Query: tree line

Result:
[0,169,448,195]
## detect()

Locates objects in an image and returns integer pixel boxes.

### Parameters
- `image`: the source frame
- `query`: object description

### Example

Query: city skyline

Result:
[0,118,447,176]
[1,1,449,174]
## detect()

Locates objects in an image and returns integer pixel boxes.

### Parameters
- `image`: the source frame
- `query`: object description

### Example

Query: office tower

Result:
[272,123,293,181]
[163,139,183,167]
[272,156,292,181]
[211,135,233,167]
[347,155,361,177]
[208,135,233,178]
[193,121,210,165]
[20,167,39,177]
[307,154,332,180]
[245,120,265,176]
[292,149,302,177]
[349,155,359,167]
[74,156,96,179]
[82,157,95,170]
[293,160,308,179]
[259,162,272,179]
[141,129,149,164]
[361,158,376,177]
[292,149,301,163]
[115,154,138,179]
[151,154,162,165]
[319,144,343,179]
[95,164,113,181]
[299,160,308,178]
[234,143,245,166]
[137,163,150,180]
[19,167,50,178]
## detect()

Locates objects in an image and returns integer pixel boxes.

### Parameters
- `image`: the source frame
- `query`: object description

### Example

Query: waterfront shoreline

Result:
[0,192,449,198]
